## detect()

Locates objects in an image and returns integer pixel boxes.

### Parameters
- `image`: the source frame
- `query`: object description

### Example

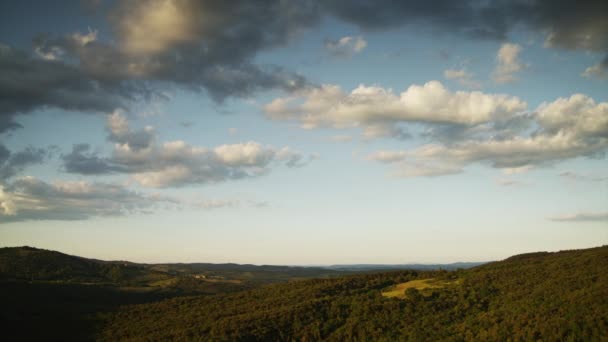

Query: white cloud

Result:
[366,93,608,176]
[325,36,367,57]
[0,177,179,223]
[63,113,316,187]
[264,81,526,137]
[113,140,310,187]
[493,43,526,84]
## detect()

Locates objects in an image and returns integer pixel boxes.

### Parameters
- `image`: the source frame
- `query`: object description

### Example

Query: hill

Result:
[1,245,606,341]
[0,246,162,284]
[98,246,608,341]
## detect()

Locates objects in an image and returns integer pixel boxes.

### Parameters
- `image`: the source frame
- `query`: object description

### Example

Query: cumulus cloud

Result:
[265,80,527,138]
[118,141,314,188]
[367,93,608,176]
[549,212,608,222]
[325,36,367,57]
[0,176,179,223]
[62,112,315,187]
[493,43,526,84]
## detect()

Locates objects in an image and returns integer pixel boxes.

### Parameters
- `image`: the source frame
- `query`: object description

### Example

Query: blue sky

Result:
[0,0,607,264]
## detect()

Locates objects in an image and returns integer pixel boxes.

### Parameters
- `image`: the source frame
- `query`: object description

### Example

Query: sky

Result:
[0,0,607,264]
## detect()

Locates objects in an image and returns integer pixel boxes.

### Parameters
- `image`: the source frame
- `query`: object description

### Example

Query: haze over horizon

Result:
[1,0,607,265]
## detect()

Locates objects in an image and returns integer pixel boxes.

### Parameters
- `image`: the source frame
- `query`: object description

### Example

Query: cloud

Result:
[264,80,526,138]
[549,212,608,222]
[324,1,608,56]
[2,1,320,132]
[62,144,122,175]
[559,171,608,182]
[62,112,315,187]
[0,176,179,223]
[325,36,367,57]
[493,43,526,84]
[582,56,608,79]
[443,68,481,89]
[367,93,608,176]
[106,110,156,150]
[0,144,49,180]
[4,0,608,133]
[0,43,135,133]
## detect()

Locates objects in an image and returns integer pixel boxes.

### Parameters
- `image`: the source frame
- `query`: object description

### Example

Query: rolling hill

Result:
[1,245,606,341]
[99,246,608,341]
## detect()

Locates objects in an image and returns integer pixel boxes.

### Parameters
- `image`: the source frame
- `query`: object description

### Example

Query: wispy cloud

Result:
[493,43,527,84]
[549,212,608,222]
[325,36,367,57]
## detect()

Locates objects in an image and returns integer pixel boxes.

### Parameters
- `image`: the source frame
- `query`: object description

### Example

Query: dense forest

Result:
[2,246,607,341]
[100,246,608,341]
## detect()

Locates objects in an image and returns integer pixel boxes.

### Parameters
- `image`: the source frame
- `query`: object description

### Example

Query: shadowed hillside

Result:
[99,246,608,341]
[2,246,606,341]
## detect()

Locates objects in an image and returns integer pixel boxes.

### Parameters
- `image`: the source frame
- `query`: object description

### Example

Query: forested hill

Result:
[0,246,138,282]
[99,246,608,341]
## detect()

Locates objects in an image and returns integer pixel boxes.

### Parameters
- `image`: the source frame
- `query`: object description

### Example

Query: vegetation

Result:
[381,278,461,299]
[99,245,608,341]
[2,246,606,341]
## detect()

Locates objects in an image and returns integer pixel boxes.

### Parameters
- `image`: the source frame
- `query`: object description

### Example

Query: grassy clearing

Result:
[381,278,461,299]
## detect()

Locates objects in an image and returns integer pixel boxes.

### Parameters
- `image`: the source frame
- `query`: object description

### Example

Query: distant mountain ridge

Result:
[324,262,487,271]
[0,246,487,282]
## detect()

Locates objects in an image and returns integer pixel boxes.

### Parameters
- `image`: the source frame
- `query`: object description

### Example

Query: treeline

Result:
[99,246,608,341]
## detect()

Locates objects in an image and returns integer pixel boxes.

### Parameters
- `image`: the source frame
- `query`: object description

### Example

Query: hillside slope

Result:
[0,246,166,284]
[99,246,608,341]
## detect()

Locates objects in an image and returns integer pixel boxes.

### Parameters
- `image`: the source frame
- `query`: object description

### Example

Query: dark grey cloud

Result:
[2,0,607,134]
[0,43,136,133]
[0,144,48,180]
[324,0,608,51]
[62,144,122,175]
